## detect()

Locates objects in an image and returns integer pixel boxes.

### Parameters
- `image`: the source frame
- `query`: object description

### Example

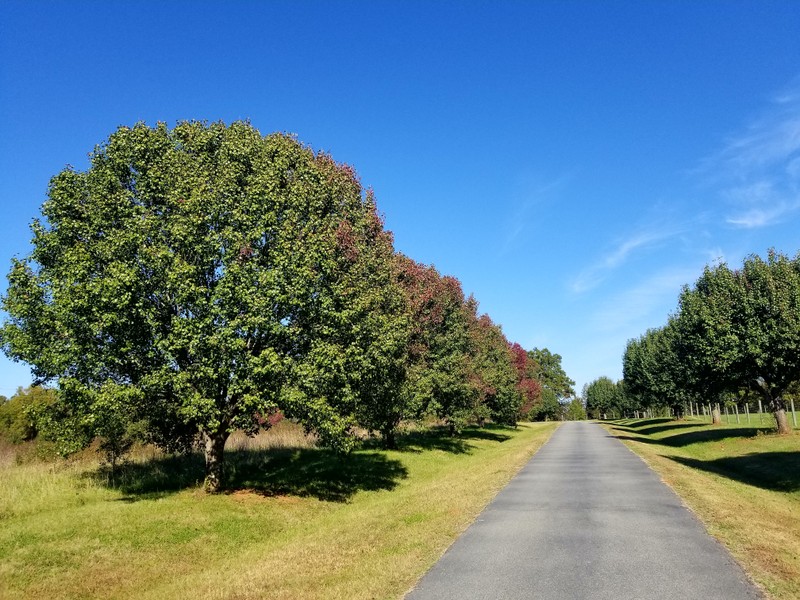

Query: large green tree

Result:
[1,121,405,490]
[676,251,800,433]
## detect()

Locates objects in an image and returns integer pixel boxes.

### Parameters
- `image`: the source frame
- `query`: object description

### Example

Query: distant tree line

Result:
[0,121,575,490]
[584,251,800,434]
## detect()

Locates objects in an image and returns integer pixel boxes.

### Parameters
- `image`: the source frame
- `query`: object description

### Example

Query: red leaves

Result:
[509,341,542,414]
[237,245,254,261]
[254,410,284,428]
[335,220,359,262]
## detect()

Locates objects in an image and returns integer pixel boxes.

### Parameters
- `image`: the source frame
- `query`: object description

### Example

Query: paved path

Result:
[405,421,761,600]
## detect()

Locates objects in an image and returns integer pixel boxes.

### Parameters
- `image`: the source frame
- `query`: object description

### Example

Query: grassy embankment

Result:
[605,417,799,600]
[0,420,558,600]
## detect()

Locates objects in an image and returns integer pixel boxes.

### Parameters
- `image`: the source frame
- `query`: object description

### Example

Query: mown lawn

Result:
[605,418,800,600]
[0,420,558,600]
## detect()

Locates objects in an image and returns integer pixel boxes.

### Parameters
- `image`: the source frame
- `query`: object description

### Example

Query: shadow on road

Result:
[667,451,800,492]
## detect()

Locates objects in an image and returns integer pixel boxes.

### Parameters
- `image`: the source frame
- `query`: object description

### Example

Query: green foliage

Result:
[623,249,800,433]
[0,121,407,489]
[0,386,55,444]
[564,397,586,421]
[527,347,575,400]
[676,251,800,431]
[584,376,625,419]
[466,310,521,426]
[623,319,697,417]
[0,119,559,483]
[395,257,476,432]
[528,387,562,421]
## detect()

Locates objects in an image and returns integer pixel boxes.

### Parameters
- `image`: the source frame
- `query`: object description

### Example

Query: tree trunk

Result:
[711,405,721,425]
[381,427,397,450]
[755,381,792,435]
[772,398,791,435]
[202,428,230,493]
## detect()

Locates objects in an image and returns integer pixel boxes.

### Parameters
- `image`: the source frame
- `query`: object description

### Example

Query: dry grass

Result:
[226,419,318,451]
[605,418,800,600]
[0,421,558,599]
[0,438,17,468]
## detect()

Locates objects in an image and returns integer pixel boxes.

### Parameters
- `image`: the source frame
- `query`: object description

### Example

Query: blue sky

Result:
[1,1,799,397]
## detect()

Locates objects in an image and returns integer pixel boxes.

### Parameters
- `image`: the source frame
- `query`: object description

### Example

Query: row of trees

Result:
[621,251,800,433]
[0,121,574,490]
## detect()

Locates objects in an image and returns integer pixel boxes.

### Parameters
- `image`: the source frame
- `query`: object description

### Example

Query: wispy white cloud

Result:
[500,174,569,254]
[570,228,679,293]
[724,179,800,228]
[726,200,800,228]
[589,266,700,333]
[701,82,800,229]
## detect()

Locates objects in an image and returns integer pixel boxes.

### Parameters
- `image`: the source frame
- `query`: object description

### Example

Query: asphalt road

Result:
[404,421,762,600]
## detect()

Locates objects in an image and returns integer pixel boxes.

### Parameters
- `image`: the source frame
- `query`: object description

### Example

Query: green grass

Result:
[604,417,800,600]
[0,420,558,600]
[682,409,800,429]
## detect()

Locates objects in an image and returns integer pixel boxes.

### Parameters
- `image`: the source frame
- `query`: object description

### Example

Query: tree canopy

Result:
[1,121,406,489]
[527,348,575,400]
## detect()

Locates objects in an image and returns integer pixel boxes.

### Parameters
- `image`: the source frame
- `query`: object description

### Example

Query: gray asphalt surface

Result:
[404,421,762,600]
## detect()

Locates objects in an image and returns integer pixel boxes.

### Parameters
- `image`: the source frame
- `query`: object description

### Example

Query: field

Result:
[605,417,800,600]
[0,420,558,600]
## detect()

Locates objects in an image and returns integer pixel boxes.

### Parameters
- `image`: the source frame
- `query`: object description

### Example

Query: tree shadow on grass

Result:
[90,452,204,499]
[90,447,407,503]
[225,447,407,502]
[615,426,775,447]
[386,425,513,454]
[612,422,704,436]
[610,418,674,429]
[667,452,800,492]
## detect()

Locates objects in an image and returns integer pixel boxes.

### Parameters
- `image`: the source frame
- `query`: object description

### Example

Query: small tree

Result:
[565,397,586,421]
[584,377,623,419]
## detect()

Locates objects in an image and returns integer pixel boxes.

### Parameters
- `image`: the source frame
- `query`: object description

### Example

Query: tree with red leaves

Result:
[465,306,522,426]
[395,255,475,433]
[509,342,542,418]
